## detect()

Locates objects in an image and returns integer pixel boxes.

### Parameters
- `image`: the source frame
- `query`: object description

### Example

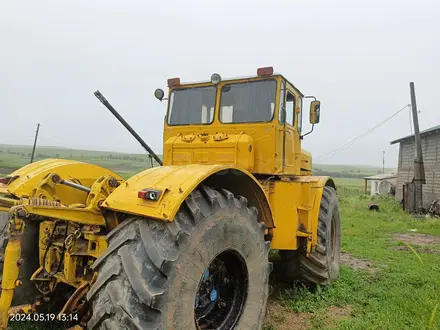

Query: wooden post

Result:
[30,123,40,164]
[409,82,425,212]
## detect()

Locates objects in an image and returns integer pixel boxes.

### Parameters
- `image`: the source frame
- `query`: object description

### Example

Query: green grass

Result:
[1,144,394,180]
[314,163,394,176]
[265,188,440,330]
[0,144,158,178]
[334,177,365,189]
[5,145,436,329]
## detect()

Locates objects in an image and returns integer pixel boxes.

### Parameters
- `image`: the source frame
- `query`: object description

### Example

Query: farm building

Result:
[390,124,440,210]
[363,172,397,196]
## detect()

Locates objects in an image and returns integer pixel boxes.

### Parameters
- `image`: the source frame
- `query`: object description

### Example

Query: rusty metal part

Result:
[59,281,90,316]
[8,304,35,315]
[17,197,62,208]
[0,195,16,212]
[30,267,53,295]
[66,325,83,330]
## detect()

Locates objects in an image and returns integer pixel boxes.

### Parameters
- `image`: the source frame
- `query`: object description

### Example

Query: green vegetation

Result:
[7,145,435,329]
[0,144,159,179]
[334,177,364,190]
[314,163,395,180]
[265,187,440,330]
[314,163,394,175]
[1,144,393,182]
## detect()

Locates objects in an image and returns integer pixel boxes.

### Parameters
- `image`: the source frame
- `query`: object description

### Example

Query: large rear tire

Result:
[87,186,271,329]
[272,186,341,285]
[300,186,341,285]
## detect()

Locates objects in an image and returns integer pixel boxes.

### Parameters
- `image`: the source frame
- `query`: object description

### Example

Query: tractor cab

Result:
[155,67,321,176]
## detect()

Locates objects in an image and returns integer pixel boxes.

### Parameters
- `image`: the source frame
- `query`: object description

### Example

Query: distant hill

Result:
[313,163,396,178]
[0,144,394,179]
[0,144,161,178]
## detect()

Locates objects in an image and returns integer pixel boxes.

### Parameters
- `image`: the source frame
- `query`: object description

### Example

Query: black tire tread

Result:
[299,186,339,285]
[87,185,271,329]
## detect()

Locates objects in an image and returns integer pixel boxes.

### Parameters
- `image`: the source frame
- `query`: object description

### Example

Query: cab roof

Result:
[173,73,304,97]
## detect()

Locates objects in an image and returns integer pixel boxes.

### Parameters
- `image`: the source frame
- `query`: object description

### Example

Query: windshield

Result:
[220,80,276,123]
[167,86,216,125]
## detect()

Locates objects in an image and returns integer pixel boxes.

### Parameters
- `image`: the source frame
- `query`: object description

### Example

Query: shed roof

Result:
[363,172,397,180]
[390,124,440,145]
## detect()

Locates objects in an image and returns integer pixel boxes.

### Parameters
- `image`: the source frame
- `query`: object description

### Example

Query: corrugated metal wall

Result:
[395,132,440,209]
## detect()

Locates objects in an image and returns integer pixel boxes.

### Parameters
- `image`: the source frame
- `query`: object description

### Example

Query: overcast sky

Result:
[1,0,438,167]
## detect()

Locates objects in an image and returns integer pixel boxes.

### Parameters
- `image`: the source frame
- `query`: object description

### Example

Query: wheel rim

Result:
[194,250,248,329]
[331,215,337,261]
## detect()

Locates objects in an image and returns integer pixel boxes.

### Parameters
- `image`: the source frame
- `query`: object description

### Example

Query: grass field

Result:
[0,144,158,179]
[314,164,394,176]
[334,177,365,190]
[263,189,440,330]
[8,188,440,330]
[4,144,438,329]
[0,144,393,182]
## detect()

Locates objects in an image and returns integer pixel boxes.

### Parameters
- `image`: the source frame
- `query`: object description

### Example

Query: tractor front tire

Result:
[87,186,271,330]
[300,186,341,285]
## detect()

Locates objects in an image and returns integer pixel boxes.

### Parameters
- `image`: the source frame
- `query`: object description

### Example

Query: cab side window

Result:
[278,82,285,123]
[298,97,303,133]
[285,92,295,126]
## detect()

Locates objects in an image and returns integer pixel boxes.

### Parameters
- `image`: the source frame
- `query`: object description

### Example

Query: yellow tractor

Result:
[0,67,340,329]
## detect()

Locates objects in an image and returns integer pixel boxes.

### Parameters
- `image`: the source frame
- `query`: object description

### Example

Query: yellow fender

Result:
[2,159,123,205]
[103,164,274,228]
[291,175,336,248]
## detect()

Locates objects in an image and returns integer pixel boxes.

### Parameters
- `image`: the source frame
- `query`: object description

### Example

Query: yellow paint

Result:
[8,304,35,316]
[165,133,255,171]
[0,71,335,329]
[0,195,16,211]
[63,252,79,283]
[0,216,23,328]
[103,164,270,222]
[5,159,123,205]
[9,174,122,226]
[16,204,105,225]
[262,176,333,250]
[163,75,305,176]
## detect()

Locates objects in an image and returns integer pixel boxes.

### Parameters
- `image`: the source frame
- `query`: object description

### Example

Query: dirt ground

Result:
[264,298,352,330]
[392,233,440,246]
[393,246,440,255]
[264,298,311,330]
[340,252,377,273]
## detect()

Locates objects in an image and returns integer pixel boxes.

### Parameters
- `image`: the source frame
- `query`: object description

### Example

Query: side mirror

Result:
[154,88,165,101]
[310,100,321,124]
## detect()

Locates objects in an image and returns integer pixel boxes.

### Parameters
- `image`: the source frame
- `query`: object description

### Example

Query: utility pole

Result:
[409,82,425,212]
[30,123,40,164]
[382,151,385,174]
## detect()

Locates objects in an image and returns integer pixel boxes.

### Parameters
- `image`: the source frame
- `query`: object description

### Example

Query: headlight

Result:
[211,73,222,85]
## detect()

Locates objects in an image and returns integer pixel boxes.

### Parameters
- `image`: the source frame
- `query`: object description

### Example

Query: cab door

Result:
[276,81,296,174]
[275,81,285,173]
[283,90,296,173]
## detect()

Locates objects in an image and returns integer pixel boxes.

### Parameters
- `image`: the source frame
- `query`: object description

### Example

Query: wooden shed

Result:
[390,124,440,209]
